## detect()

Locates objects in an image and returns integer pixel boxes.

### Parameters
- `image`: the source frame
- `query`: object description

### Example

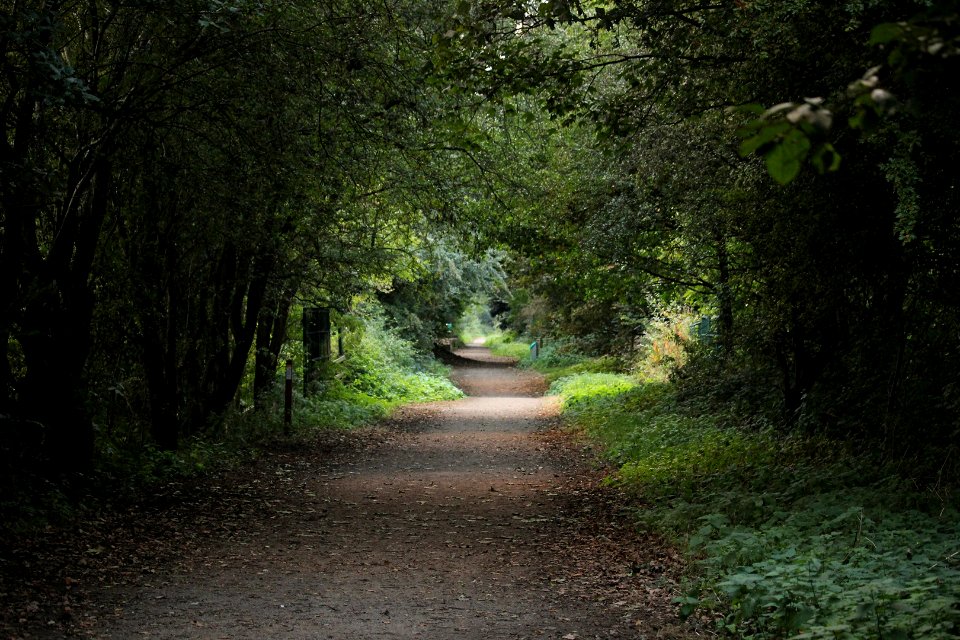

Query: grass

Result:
[478,331,624,382]
[484,332,536,361]
[549,372,960,640]
[287,313,463,432]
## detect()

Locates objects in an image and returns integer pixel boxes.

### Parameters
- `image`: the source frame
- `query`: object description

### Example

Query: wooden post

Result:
[284,359,293,434]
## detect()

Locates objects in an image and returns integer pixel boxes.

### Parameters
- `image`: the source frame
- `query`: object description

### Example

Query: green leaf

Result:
[731,103,766,116]
[810,143,841,174]
[765,129,811,184]
[785,606,816,631]
[739,122,791,157]
[870,22,904,45]
[673,596,700,619]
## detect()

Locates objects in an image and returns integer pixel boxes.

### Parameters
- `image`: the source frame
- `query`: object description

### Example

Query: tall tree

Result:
[435,0,960,448]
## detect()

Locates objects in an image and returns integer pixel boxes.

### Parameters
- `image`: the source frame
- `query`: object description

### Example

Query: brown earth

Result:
[1,346,699,639]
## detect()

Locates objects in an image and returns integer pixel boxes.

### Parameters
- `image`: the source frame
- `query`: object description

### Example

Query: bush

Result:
[548,372,638,412]
[485,331,536,361]
[334,310,463,406]
[550,372,960,640]
[533,338,589,367]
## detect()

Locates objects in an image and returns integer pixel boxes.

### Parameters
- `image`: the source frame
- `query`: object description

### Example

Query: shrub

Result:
[549,373,960,640]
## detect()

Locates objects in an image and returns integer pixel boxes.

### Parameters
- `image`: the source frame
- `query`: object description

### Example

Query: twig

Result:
[841,511,864,564]
[929,549,960,572]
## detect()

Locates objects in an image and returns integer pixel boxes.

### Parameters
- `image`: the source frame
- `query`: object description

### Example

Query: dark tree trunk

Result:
[17,297,96,470]
[253,282,296,411]
[714,230,735,357]
[141,279,182,452]
[15,157,113,471]
[0,24,49,418]
[205,263,272,418]
[776,297,837,426]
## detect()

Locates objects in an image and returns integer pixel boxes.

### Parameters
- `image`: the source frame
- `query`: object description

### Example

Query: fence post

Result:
[284,359,293,434]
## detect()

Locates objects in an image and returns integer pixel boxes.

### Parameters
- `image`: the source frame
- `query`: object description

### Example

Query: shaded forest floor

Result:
[1,347,699,639]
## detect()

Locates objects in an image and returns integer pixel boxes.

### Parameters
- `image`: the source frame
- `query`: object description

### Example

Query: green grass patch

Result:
[301,314,463,431]
[550,372,960,640]
[479,333,622,381]
[549,372,638,412]
[532,338,621,381]
[532,356,622,384]
[485,332,535,361]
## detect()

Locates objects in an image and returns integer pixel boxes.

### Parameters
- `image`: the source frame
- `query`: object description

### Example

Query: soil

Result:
[1,346,698,639]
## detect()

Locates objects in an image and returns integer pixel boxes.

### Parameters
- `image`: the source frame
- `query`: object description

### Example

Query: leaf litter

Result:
[1,348,700,639]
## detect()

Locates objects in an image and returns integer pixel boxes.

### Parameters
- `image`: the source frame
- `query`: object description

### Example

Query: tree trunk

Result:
[714,230,735,357]
[253,283,295,411]
[206,267,271,418]
[141,281,182,452]
[14,157,112,471]
[17,298,96,471]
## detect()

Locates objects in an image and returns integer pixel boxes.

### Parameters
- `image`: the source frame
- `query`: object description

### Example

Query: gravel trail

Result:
[9,346,692,639]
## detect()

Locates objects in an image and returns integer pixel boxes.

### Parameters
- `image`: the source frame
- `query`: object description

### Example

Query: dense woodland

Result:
[2,0,960,636]
[5,0,956,476]
[1,0,497,471]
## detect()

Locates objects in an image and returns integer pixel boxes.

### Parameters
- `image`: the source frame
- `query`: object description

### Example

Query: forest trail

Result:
[6,347,690,639]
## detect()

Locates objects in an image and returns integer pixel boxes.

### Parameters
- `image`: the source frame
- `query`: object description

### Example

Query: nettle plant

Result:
[689,491,960,639]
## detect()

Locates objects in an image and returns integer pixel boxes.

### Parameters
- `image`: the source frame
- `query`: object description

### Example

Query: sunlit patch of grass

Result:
[485,332,535,361]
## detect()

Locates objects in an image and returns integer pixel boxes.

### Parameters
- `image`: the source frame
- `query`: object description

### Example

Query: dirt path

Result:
[3,347,693,639]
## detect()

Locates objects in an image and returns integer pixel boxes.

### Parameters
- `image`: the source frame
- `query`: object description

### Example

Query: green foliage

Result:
[306,308,464,427]
[469,326,620,381]
[630,310,696,383]
[548,372,638,413]
[1,0,511,473]
[292,381,392,431]
[379,245,508,351]
[550,374,960,640]
[455,298,496,343]
[702,498,960,639]
[434,0,960,469]
[532,353,622,384]
[736,101,839,185]
[529,338,589,368]
[95,439,244,499]
[485,332,536,362]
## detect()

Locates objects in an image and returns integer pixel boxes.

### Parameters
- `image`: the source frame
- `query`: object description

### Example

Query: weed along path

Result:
[70,347,692,639]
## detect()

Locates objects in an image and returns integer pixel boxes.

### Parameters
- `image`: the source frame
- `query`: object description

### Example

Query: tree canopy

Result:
[434,0,960,458]
[2,0,959,479]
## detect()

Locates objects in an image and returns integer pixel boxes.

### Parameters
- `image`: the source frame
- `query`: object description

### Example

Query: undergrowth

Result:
[549,372,960,640]
[484,331,535,361]
[294,314,463,430]
[2,309,461,535]
[482,332,622,382]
